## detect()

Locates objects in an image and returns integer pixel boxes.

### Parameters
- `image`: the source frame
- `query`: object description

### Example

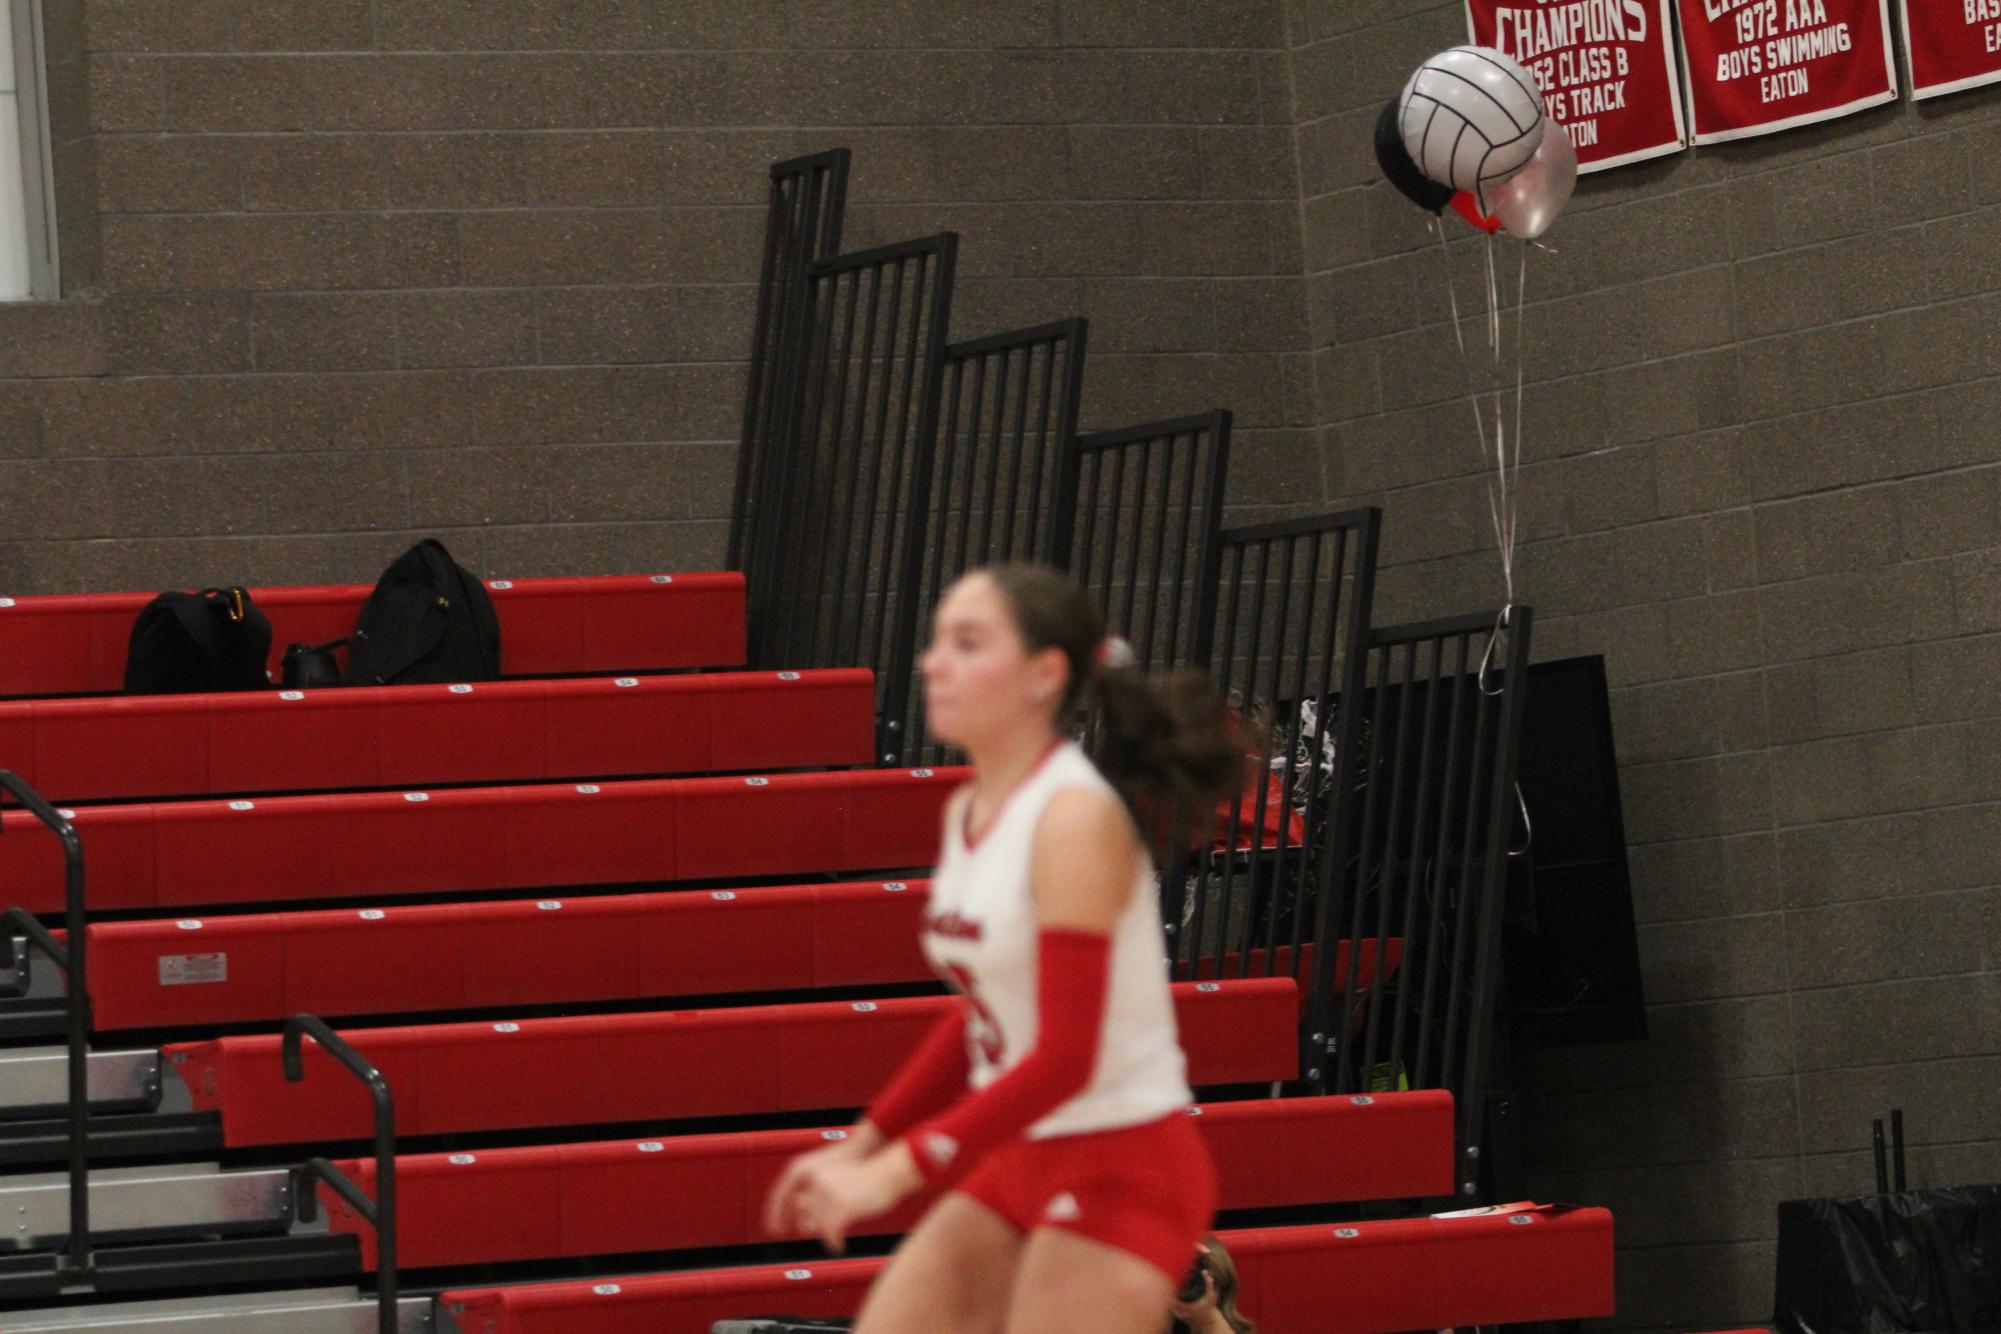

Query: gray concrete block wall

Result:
[3,0,1305,595]
[1286,1,2001,1326]
[4,1,1997,1328]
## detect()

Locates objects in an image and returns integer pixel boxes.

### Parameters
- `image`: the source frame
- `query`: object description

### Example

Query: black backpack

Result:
[346,540,501,687]
[124,587,273,695]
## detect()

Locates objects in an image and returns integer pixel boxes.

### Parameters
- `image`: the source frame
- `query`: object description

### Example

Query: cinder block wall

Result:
[1289,2,2001,1328]
[6,0,1304,595]
[10,1,1999,1328]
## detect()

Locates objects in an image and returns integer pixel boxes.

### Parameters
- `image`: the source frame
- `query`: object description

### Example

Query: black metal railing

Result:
[1169,510,1381,1009]
[895,318,1089,764]
[727,149,850,576]
[1305,607,1534,1199]
[747,232,959,766]
[1066,411,1232,673]
[0,771,90,1281]
[285,1014,398,1334]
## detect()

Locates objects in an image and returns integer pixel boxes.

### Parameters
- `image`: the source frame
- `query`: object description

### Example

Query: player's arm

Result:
[897,787,1140,1186]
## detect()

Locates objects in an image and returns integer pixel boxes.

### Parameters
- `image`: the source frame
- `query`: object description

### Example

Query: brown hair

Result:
[979,563,1241,833]
[1172,1234,1257,1334]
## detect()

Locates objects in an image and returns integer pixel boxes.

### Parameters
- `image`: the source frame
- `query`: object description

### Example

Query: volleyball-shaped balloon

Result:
[1397,46,1545,198]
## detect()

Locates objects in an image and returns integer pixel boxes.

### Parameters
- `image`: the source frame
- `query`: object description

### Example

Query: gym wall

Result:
[7,0,1305,595]
[5,2,1996,1329]
[1303,3,2001,1329]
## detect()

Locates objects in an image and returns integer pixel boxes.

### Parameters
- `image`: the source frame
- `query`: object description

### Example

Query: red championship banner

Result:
[1675,0,1898,143]
[1467,0,1689,172]
[1899,0,2001,99]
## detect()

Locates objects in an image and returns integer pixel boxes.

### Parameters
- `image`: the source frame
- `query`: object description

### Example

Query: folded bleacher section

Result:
[0,148,1612,1333]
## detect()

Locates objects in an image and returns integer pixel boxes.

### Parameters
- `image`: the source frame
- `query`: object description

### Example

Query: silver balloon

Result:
[1483,122,1576,240]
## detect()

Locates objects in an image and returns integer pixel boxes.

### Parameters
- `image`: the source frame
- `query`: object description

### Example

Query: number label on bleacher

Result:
[229,800,254,811]
[785,1269,813,1281]
[651,575,673,584]
[883,882,907,891]
[404,792,429,802]
[637,1142,664,1152]
[744,777,769,787]
[359,910,385,920]
[159,953,226,986]
[1350,1095,1375,1106]
[711,891,736,901]
[615,677,638,688]
[1196,983,1220,992]
[0,599,13,608]
[1335,1227,1360,1238]
[1510,1214,1535,1225]
[593,1284,621,1295]
[822,1130,848,1140]
[449,1154,476,1165]
[490,581,513,590]
[449,684,473,694]
[851,1002,878,1012]
[576,784,600,794]
[493,1023,520,1033]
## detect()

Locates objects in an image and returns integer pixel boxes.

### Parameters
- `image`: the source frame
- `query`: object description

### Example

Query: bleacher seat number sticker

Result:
[159,953,227,986]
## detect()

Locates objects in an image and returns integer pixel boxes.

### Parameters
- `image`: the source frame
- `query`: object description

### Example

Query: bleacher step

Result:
[0,1048,168,1120]
[0,1109,220,1169]
[0,1162,293,1251]
[0,1230,359,1303]
[0,1288,431,1333]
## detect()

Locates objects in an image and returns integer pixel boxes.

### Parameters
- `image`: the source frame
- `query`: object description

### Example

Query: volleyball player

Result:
[763,563,1245,1333]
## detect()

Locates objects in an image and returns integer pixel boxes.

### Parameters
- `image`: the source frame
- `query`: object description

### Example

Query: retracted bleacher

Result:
[433,1208,1614,1334]
[0,139,1615,1334]
[0,573,747,699]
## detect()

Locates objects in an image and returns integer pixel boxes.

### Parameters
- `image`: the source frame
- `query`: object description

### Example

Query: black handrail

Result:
[0,770,90,1280]
[284,1014,397,1334]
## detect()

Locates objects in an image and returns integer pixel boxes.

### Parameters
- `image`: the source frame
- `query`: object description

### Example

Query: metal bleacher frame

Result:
[724,146,1544,1208]
[726,149,851,581]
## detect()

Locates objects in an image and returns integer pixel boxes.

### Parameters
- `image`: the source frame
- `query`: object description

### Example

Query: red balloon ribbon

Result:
[1450,191,1501,234]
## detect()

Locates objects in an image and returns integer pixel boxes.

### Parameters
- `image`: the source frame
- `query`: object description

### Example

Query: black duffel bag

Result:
[124,587,272,694]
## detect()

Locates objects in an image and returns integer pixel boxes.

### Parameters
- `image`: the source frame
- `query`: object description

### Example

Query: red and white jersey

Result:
[922,740,1193,1139]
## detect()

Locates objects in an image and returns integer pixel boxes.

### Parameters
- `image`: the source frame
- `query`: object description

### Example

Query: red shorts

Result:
[951,1110,1217,1285]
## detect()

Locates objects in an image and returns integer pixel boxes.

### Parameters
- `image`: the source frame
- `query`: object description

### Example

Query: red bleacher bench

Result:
[84,878,936,1030]
[322,1093,1456,1269]
[162,978,1300,1146]
[4,767,960,916]
[80,875,1386,1032]
[437,1206,1614,1333]
[0,573,746,698]
[0,669,872,802]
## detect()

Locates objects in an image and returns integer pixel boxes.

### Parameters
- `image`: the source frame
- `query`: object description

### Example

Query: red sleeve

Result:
[862,1002,970,1143]
[902,927,1111,1188]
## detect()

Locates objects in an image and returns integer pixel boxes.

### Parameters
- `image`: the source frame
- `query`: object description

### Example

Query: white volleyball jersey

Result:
[921,740,1192,1140]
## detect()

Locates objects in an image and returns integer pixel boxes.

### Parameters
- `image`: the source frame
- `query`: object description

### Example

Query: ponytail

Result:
[980,563,1245,833]
[1094,663,1242,836]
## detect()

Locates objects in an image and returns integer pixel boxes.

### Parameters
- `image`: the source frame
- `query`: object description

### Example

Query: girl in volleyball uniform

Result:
[764,563,1243,1334]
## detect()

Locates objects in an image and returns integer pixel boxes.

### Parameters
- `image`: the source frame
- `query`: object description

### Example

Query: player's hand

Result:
[1170,1269,1220,1327]
[792,1141,923,1254]
[762,1131,871,1238]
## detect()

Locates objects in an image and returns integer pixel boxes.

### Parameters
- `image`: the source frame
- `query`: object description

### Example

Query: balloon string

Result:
[1481,231,1511,608]
[1509,239,1529,595]
[1432,218,1491,462]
